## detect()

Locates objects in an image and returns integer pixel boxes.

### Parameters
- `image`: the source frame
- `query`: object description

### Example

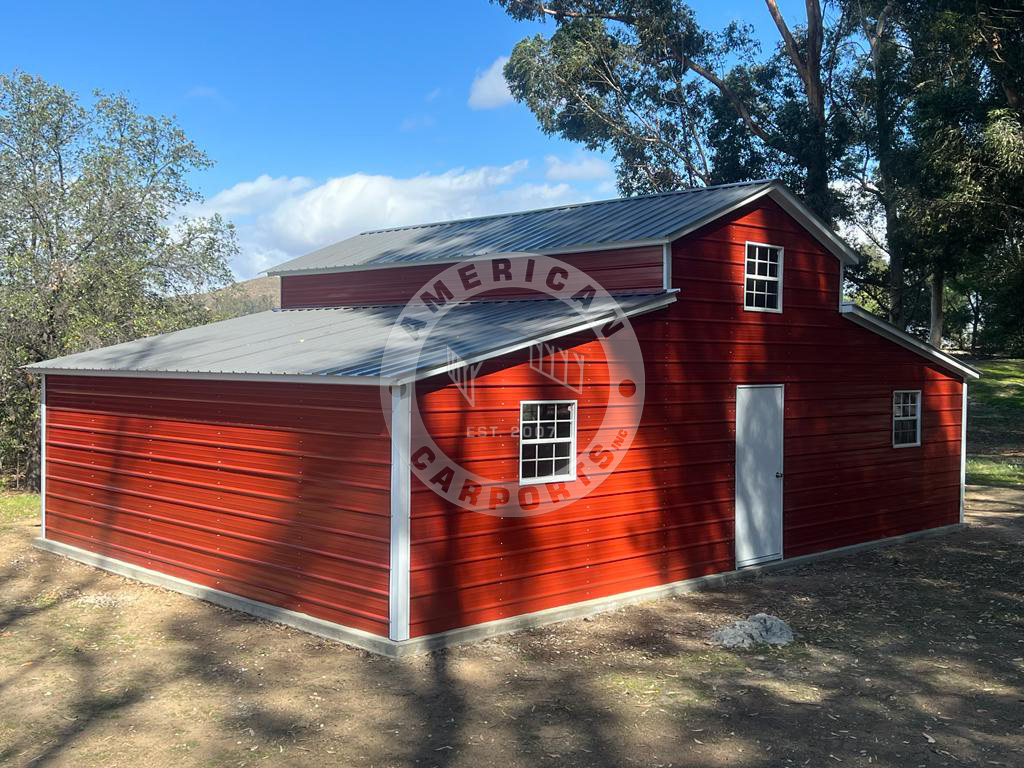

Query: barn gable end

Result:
[404,196,969,638]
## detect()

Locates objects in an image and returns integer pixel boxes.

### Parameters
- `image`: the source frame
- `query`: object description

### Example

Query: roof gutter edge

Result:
[22,367,393,386]
[399,290,680,386]
[265,239,671,277]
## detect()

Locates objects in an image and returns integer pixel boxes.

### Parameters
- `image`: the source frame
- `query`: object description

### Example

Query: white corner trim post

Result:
[960,380,968,523]
[39,374,46,537]
[662,242,672,291]
[389,383,412,642]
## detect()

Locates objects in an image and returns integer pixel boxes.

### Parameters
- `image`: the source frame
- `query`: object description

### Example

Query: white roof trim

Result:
[663,182,860,266]
[840,304,980,379]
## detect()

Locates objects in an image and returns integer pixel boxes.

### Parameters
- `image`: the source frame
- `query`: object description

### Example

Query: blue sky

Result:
[4,1,784,278]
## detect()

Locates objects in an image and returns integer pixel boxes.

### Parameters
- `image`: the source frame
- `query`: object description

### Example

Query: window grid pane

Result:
[893,391,920,446]
[744,244,781,311]
[521,401,575,482]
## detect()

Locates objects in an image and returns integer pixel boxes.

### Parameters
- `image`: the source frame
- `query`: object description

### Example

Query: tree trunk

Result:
[886,209,905,328]
[868,8,906,328]
[969,292,981,354]
[929,267,945,348]
[805,127,832,221]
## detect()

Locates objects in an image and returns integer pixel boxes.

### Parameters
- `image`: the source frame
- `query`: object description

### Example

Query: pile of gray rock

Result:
[710,613,794,649]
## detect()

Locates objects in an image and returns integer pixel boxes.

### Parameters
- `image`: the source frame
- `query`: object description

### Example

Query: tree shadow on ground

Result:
[0,488,1021,767]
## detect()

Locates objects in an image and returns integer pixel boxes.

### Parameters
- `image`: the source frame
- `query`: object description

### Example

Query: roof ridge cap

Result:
[357,179,777,236]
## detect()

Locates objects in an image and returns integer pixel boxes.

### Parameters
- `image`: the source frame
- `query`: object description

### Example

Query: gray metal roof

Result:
[267,180,783,275]
[27,293,677,382]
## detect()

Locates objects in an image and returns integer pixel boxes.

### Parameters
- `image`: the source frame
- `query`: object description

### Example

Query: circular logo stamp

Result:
[379,253,646,517]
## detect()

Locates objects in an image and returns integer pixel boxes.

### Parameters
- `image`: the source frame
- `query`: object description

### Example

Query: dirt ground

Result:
[1,487,1022,768]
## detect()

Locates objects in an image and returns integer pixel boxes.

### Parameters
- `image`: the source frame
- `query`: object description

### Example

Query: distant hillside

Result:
[205,275,280,319]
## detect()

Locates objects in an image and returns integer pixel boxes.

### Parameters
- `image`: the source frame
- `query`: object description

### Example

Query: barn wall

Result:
[408,198,963,637]
[674,199,962,558]
[42,375,392,636]
[279,246,664,308]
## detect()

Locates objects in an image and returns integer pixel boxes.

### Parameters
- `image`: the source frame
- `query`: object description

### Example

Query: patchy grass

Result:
[0,486,1021,767]
[971,358,1024,411]
[967,358,1024,455]
[967,457,1024,487]
[0,492,38,525]
[965,358,1023,487]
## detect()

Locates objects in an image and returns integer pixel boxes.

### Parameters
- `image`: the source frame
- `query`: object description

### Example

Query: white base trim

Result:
[34,537,398,655]
[35,522,963,657]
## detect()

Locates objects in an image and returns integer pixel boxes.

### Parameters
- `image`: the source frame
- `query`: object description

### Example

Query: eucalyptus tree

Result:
[496,0,1024,349]
[497,0,854,221]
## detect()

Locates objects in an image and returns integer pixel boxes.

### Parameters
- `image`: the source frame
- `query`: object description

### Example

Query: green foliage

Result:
[0,72,237,489]
[503,4,724,192]
[496,0,1024,349]
[499,0,846,218]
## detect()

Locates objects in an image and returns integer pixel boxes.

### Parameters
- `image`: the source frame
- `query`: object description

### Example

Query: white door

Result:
[735,385,784,567]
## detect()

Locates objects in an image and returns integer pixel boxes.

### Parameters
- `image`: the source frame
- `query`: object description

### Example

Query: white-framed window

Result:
[893,390,922,447]
[744,242,783,312]
[519,400,576,484]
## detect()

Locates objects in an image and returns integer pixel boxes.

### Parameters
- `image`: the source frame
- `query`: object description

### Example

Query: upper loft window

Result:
[744,243,783,312]
[893,390,922,447]
[520,401,576,484]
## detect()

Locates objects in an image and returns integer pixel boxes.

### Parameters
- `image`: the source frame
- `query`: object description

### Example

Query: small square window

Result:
[893,390,921,447]
[744,243,783,313]
[520,400,576,484]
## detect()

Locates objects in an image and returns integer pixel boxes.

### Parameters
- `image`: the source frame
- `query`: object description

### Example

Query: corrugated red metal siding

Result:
[279,246,664,308]
[408,198,962,637]
[676,199,962,557]
[43,375,392,636]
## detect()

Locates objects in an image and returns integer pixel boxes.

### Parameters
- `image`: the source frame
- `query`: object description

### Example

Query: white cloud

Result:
[544,154,613,182]
[199,174,314,217]
[468,56,514,109]
[197,161,602,279]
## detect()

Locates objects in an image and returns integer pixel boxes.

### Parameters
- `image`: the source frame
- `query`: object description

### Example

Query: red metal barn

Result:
[29,180,979,655]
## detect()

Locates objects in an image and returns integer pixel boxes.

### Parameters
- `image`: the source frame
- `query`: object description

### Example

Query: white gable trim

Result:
[663,183,860,267]
[840,304,980,380]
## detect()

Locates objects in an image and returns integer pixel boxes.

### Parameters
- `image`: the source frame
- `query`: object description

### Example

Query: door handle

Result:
[776,472,784,479]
